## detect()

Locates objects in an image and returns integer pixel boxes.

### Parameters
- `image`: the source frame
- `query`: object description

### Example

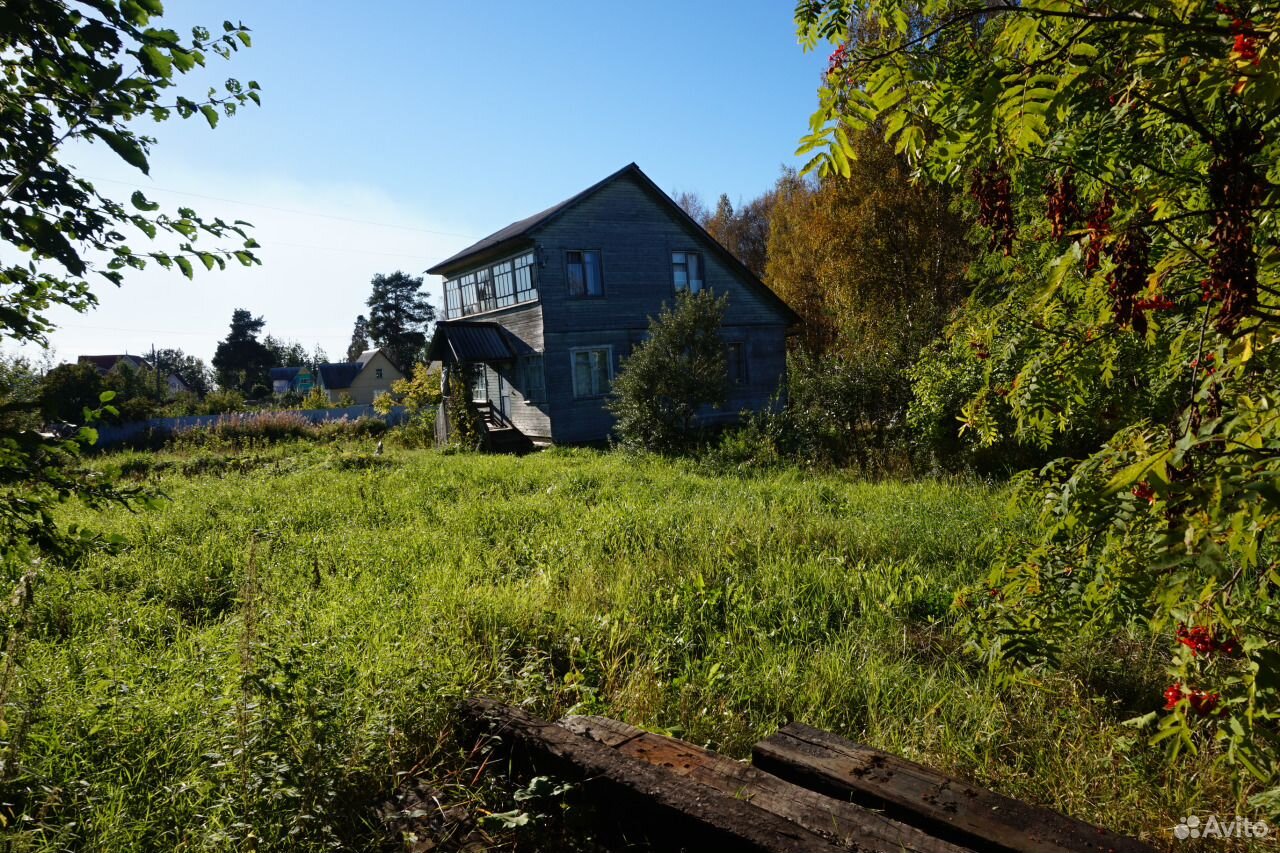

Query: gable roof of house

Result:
[355,345,404,371]
[269,367,301,382]
[424,163,799,325]
[78,354,148,373]
[426,164,638,276]
[316,362,362,390]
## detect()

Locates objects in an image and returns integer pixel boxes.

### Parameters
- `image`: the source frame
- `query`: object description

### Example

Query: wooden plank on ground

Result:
[752,723,1156,853]
[459,698,843,853]
[561,715,973,853]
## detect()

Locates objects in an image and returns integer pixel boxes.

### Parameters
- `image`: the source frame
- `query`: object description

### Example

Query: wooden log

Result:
[459,698,844,853]
[752,723,1157,853]
[561,715,974,853]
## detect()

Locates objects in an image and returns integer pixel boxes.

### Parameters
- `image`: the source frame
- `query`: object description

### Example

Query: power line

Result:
[56,322,351,337]
[86,175,480,240]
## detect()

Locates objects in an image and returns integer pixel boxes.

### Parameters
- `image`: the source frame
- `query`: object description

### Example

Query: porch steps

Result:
[483,425,533,454]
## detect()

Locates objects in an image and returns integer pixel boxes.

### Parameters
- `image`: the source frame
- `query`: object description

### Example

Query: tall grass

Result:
[0,445,1252,850]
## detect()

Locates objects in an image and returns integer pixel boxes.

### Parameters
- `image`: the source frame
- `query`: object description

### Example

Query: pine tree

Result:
[365,272,435,370]
[346,315,370,362]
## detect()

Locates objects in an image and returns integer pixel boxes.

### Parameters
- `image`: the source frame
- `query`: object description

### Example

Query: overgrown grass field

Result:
[4,443,1251,850]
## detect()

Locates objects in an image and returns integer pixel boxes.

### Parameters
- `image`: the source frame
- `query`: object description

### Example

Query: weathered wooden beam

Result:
[459,698,844,853]
[562,715,974,853]
[752,723,1157,853]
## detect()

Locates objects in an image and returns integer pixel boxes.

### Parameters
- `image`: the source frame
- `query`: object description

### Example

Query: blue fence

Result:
[92,405,408,449]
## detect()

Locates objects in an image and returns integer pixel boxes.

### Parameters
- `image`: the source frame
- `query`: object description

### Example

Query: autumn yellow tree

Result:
[766,131,970,365]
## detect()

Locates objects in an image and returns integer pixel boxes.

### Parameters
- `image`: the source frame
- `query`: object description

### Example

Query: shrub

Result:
[710,350,914,474]
[114,395,157,424]
[609,290,729,454]
[173,411,312,448]
[313,416,387,442]
[157,391,203,418]
[301,388,331,410]
[441,368,481,450]
[201,389,246,415]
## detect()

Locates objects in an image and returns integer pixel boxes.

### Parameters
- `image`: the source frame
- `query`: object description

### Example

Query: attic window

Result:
[567,250,603,297]
[672,252,704,293]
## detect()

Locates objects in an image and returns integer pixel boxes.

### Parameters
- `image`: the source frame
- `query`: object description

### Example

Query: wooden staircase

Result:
[473,401,533,454]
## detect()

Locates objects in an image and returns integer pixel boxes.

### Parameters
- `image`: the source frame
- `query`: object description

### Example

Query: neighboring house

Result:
[269,366,316,396]
[314,348,403,404]
[78,354,191,398]
[166,372,194,396]
[425,162,799,447]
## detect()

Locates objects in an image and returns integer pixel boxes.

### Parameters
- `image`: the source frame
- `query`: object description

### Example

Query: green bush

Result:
[201,389,246,415]
[609,290,729,454]
[710,350,914,474]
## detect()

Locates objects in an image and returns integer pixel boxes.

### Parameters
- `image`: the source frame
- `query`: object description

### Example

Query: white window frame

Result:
[569,345,613,399]
[469,365,488,402]
[443,250,539,319]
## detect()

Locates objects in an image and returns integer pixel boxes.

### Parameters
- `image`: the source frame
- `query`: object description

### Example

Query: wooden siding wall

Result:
[533,173,789,444]
[469,302,552,441]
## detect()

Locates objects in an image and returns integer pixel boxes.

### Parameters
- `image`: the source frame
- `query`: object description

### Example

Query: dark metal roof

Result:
[423,162,800,326]
[428,321,520,363]
[316,362,362,389]
[425,163,641,276]
[269,367,301,381]
[78,354,148,373]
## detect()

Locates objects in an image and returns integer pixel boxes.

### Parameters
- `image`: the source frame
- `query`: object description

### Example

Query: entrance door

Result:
[497,374,512,420]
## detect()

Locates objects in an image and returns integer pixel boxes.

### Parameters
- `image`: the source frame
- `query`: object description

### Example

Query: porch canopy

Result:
[427,320,526,364]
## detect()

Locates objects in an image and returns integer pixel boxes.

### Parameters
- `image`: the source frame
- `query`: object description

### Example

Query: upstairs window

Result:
[672,251,704,293]
[567,250,603,297]
[514,252,537,302]
[443,250,538,319]
[493,260,515,308]
[571,347,612,398]
[375,368,384,379]
[475,266,495,312]
[725,342,746,385]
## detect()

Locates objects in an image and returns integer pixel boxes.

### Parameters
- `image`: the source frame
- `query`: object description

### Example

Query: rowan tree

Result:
[798,0,1280,804]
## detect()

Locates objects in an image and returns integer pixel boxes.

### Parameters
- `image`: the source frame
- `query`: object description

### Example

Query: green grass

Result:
[1,443,1251,850]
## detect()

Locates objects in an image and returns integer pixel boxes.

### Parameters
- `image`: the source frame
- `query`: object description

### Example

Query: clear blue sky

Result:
[40,0,831,364]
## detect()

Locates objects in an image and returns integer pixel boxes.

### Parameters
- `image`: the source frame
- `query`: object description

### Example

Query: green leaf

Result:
[89,127,150,174]
[130,190,160,212]
[1103,448,1174,496]
[174,256,194,279]
[139,44,173,78]
[199,104,219,128]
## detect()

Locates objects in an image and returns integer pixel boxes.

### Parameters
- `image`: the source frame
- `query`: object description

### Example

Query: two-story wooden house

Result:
[425,163,798,447]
